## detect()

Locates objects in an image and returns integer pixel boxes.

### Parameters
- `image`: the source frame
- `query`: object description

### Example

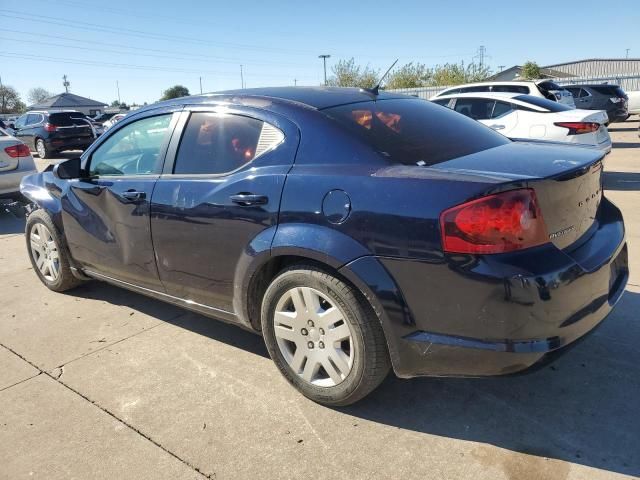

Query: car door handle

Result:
[121,190,146,202]
[230,193,268,206]
[490,124,505,130]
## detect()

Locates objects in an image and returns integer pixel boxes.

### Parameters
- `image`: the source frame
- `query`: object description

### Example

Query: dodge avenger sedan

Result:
[20,87,628,406]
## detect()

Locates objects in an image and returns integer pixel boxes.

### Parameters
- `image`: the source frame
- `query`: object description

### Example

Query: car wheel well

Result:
[247,255,349,331]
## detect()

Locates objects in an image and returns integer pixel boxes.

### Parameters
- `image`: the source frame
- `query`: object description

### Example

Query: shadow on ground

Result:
[0,210,26,235]
[70,276,639,477]
[612,142,640,149]
[604,171,640,191]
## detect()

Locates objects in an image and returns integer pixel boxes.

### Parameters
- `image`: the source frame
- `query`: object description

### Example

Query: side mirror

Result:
[53,157,84,180]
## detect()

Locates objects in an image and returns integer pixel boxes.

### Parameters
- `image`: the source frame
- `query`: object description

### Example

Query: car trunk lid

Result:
[430,142,605,250]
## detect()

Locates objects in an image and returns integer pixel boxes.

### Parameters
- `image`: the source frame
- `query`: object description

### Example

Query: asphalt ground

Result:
[1,119,639,479]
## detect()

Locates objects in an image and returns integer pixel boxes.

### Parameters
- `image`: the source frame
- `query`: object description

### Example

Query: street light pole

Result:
[318,54,330,86]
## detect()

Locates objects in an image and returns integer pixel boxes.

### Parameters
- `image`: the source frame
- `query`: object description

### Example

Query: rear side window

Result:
[322,98,508,166]
[491,101,514,118]
[49,112,89,126]
[453,98,494,120]
[492,85,529,94]
[26,114,43,125]
[173,112,284,175]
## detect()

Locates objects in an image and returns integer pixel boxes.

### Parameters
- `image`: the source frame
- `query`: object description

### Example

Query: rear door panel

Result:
[150,106,299,312]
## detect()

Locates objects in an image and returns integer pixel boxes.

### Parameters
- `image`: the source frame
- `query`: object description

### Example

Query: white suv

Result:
[433,80,575,107]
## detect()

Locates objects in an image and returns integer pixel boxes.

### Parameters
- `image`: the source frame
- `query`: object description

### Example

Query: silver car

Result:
[0,127,37,198]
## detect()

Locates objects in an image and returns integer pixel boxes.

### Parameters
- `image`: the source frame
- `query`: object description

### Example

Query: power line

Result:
[0,51,317,80]
[0,11,316,56]
[0,34,308,68]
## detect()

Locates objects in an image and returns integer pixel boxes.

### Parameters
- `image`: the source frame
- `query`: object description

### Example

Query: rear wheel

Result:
[25,209,84,292]
[35,139,51,159]
[262,265,390,406]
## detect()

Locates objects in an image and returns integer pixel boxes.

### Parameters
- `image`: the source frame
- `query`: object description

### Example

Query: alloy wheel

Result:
[29,223,60,282]
[36,140,46,158]
[273,286,354,387]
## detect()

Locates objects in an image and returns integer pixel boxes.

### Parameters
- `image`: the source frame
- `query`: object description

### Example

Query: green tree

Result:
[0,85,26,114]
[327,58,379,88]
[160,85,190,101]
[385,62,432,89]
[27,87,53,105]
[430,62,491,86]
[520,61,541,80]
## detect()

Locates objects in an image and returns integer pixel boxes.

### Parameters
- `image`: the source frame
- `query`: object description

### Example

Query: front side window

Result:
[89,114,172,176]
[173,112,283,175]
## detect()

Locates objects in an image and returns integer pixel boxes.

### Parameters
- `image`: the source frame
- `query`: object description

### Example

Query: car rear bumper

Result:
[0,161,38,196]
[45,137,94,151]
[376,197,628,378]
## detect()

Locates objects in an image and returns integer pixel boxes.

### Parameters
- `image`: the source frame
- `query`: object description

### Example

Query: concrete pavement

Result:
[1,120,639,479]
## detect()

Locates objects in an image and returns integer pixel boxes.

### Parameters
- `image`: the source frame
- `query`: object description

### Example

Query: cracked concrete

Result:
[0,121,639,479]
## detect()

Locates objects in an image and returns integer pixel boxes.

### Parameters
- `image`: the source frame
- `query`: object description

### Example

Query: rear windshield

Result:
[591,85,626,97]
[537,81,563,91]
[322,98,509,166]
[513,95,573,112]
[49,112,90,126]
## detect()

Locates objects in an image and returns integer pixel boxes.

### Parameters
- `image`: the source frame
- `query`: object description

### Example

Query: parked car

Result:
[20,87,627,406]
[625,90,640,115]
[433,92,611,153]
[102,113,126,131]
[0,127,37,199]
[12,111,96,159]
[563,84,629,123]
[91,112,117,124]
[433,80,576,107]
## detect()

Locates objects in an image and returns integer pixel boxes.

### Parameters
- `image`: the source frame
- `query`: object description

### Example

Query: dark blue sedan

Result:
[20,87,628,405]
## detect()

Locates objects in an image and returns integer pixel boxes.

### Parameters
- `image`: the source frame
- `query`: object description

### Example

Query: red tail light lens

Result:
[44,123,57,132]
[440,189,549,254]
[4,144,31,158]
[554,122,600,135]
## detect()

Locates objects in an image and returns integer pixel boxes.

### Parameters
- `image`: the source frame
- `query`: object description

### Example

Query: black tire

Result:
[262,265,390,406]
[35,138,51,159]
[25,209,84,292]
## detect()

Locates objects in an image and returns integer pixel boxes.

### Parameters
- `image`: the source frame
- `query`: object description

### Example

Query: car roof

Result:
[435,92,521,100]
[145,87,412,113]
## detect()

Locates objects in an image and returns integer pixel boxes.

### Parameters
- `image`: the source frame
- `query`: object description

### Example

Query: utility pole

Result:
[0,74,4,114]
[240,65,244,89]
[62,74,70,93]
[626,48,630,59]
[476,46,486,69]
[318,54,330,86]
[498,65,505,72]
[116,80,121,104]
[199,76,203,94]
[294,78,297,86]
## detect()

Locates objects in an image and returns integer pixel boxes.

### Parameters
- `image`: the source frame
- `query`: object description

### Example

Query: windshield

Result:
[49,112,90,126]
[514,95,573,112]
[322,98,508,166]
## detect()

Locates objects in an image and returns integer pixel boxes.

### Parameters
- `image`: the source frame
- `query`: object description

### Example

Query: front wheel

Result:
[262,265,390,406]
[25,209,84,292]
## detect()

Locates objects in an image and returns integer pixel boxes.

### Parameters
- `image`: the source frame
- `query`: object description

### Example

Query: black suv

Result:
[564,84,629,123]
[13,111,96,159]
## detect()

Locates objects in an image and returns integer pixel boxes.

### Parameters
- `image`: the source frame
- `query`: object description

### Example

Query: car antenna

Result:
[362,59,398,96]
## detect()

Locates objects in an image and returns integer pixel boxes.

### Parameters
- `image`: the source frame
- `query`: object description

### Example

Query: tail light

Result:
[4,144,31,158]
[44,123,57,132]
[554,122,600,135]
[440,189,549,254]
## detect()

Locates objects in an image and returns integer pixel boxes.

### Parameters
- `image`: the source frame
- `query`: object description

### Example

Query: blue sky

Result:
[1,0,638,105]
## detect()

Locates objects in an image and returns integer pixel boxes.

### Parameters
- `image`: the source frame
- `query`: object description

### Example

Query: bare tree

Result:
[27,87,53,105]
